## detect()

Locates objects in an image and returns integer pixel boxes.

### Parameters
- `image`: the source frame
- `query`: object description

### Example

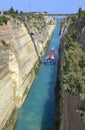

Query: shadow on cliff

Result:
[24,23,40,61]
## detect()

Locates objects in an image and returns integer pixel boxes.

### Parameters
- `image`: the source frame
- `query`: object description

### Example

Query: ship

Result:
[45,47,55,65]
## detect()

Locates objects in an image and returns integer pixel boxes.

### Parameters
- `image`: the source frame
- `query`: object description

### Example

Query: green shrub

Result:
[0,16,9,25]
[76,107,85,122]
[63,36,85,97]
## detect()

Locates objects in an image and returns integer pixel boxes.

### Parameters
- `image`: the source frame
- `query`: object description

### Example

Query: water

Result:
[14,24,60,130]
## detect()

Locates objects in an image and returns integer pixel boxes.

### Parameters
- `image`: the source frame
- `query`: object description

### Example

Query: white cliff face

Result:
[9,23,38,107]
[9,51,20,103]
[26,15,56,55]
[60,22,70,38]
[0,45,16,130]
[0,15,56,130]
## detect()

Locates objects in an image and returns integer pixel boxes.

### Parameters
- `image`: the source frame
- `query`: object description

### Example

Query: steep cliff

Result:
[0,15,56,130]
[57,17,85,130]
[0,42,17,130]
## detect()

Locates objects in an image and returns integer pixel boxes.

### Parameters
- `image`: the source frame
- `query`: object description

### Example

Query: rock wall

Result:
[0,43,16,130]
[24,15,56,55]
[9,23,38,107]
[57,18,85,130]
[76,17,85,51]
[60,17,85,51]
[0,15,56,130]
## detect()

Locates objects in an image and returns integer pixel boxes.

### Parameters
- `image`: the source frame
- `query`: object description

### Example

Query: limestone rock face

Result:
[0,15,56,130]
[60,22,70,38]
[0,44,15,130]
[25,15,56,54]
[9,23,38,107]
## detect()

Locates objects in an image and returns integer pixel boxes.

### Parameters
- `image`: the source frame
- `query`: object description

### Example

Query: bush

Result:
[76,107,85,122]
[63,36,85,97]
[0,16,9,25]
[78,7,85,18]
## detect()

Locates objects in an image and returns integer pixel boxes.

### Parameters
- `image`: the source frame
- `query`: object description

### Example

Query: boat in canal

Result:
[45,47,55,65]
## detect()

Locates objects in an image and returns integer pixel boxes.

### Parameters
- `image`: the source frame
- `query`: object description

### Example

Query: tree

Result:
[78,7,82,18]
[20,11,23,15]
[9,6,15,14]
[15,10,18,14]
[3,11,9,15]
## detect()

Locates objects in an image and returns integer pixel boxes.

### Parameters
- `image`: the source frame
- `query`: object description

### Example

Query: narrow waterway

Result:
[14,24,60,130]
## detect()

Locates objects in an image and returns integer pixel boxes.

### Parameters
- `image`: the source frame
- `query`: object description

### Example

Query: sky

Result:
[0,0,85,14]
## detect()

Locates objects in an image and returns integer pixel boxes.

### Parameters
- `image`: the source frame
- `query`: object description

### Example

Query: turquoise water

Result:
[14,24,60,130]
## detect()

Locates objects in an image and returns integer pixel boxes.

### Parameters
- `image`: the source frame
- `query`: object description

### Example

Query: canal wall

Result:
[0,15,56,130]
[54,17,85,130]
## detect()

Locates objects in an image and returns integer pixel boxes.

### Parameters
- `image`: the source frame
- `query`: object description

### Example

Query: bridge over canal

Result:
[17,13,77,17]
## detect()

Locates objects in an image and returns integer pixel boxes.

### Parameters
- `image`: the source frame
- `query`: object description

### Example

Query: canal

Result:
[14,23,60,130]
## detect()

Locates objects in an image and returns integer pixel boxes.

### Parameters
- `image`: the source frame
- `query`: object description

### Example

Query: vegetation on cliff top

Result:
[63,21,85,121]
[63,35,85,96]
[0,7,24,25]
[65,7,85,24]
[0,7,17,25]
[0,15,9,25]
[1,7,22,17]
[78,7,85,18]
